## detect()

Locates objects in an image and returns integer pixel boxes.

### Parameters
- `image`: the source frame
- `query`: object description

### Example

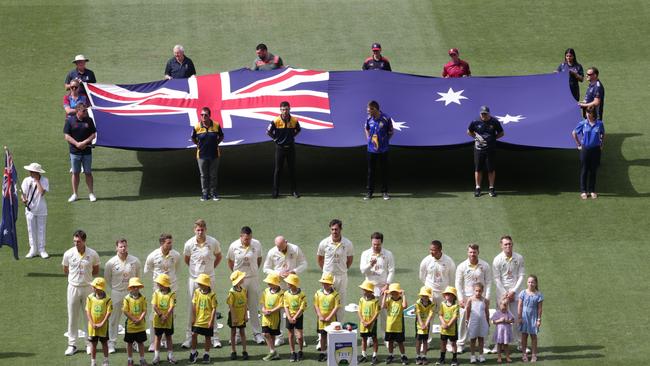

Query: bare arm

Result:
[63,265,69,275]
[214,252,222,268]
[184,255,191,266]
[228,259,234,272]
[317,255,324,270]
[346,255,353,269]
[92,265,99,276]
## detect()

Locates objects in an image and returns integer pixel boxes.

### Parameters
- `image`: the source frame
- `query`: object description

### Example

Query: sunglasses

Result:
[70,86,78,89]
[586,73,594,76]
[200,113,209,116]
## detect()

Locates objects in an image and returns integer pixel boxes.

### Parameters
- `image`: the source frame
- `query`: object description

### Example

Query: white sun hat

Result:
[24,162,45,173]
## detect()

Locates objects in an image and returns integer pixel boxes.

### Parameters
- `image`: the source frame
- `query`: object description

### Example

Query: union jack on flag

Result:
[1,148,19,260]
[86,68,333,149]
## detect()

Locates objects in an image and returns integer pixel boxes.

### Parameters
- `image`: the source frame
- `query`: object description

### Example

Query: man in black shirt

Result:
[164,45,196,79]
[63,104,97,202]
[467,106,504,197]
[362,43,392,71]
[267,101,301,198]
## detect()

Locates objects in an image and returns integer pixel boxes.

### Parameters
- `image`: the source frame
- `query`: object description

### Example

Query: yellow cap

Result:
[319,272,335,285]
[442,286,458,298]
[284,273,300,287]
[230,270,246,286]
[195,273,212,288]
[128,277,144,289]
[263,272,281,287]
[359,280,375,292]
[388,283,402,293]
[91,277,106,291]
[154,274,171,288]
[418,286,433,298]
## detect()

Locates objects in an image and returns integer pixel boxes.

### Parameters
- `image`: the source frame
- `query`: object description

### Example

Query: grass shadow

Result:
[0,352,36,359]
[120,133,647,200]
[26,272,66,278]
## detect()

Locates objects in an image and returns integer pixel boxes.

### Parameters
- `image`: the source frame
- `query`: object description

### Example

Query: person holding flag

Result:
[20,162,49,259]
[0,147,19,260]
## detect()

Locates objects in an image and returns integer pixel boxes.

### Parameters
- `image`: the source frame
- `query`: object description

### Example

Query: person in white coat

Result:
[20,162,49,258]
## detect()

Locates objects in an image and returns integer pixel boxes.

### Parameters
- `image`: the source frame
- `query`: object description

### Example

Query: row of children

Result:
[84,270,543,366]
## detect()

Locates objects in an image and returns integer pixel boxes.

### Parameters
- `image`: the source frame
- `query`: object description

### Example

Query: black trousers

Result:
[580,147,601,193]
[367,152,388,194]
[273,144,296,194]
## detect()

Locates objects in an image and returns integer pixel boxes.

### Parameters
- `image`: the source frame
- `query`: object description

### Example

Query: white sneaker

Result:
[255,333,265,344]
[489,345,498,354]
[25,249,36,258]
[64,345,77,356]
[517,345,531,354]
[212,338,222,348]
[87,345,92,354]
[68,193,78,202]
[469,355,477,364]
[148,343,155,352]
[181,340,191,349]
[40,251,49,259]
[108,343,116,354]
[89,193,97,202]
[274,337,285,347]
[478,354,486,363]
[457,345,464,354]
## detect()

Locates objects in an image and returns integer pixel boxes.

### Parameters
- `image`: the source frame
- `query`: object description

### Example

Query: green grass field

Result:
[1,1,649,365]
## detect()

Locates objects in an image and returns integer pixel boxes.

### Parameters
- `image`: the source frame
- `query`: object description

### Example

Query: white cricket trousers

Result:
[108,289,127,346]
[333,272,348,323]
[25,211,46,253]
[242,276,262,336]
[67,284,92,346]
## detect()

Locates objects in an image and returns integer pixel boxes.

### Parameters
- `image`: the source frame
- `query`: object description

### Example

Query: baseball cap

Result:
[480,105,490,114]
[371,43,382,51]
[448,48,459,56]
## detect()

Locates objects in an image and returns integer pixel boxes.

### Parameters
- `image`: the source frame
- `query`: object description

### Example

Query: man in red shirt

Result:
[442,48,471,78]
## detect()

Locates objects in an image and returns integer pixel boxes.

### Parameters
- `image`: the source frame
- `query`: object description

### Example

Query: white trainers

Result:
[478,354,486,363]
[274,337,285,347]
[212,338,222,348]
[469,355,477,364]
[68,193,78,202]
[25,249,36,258]
[64,345,77,356]
[108,343,116,354]
[89,193,97,202]
[181,340,191,349]
[87,345,92,354]
[148,343,155,352]
[40,251,49,259]
[255,333,265,345]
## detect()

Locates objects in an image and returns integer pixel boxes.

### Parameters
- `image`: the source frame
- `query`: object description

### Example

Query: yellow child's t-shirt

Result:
[192,289,217,328]
[151,290,176,329]
[385,297,405,333]
[283,289,307,318]
[122,293,147,333]
[358,296,380,333]
[260,287,284,329]
[313,288,340,330]
[415,298,436,335]
[226,286,248,327]
[86,293,112,337]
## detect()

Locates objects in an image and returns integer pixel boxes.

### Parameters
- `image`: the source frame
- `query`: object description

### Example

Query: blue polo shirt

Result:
[574,119,605,149]
[584,80,605,118]
[63,115,96,155]
[65,68,97,84]
[165,56,196,79]
[365,112,393,153]
[468,117,504,150]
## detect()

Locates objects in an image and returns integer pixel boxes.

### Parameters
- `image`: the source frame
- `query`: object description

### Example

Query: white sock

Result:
[373,352,377,357]
[362,351,367,357]
[154,350,159,359]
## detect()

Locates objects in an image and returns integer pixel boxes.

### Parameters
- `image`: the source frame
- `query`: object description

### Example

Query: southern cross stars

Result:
[391,120,409,131]
[496,114,526,124]
[435,88,468,106]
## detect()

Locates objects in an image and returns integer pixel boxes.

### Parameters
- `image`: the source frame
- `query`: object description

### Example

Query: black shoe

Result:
[415,356,421,365]
[292,192,300,198]
[242,351,249,360]
[202,353,210,363]
[435,358,444,365]
[474,187,481,197]
[383,193,391,200]
[200,194,209,201]
[401,355,409,365]
[372,356,379,365]
[298,351,304,361]
[386,355,395,364]
[272,191,279,199]
[318,353,327,362]
[489,187,497,197]
[290,352,298,362]
[364,193,373,200]
[359,355,368,363]
[189,351,198,364]
[231,352,237,360]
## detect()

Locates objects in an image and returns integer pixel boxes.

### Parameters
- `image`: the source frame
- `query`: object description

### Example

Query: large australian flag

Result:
[0,149,19,260]
[86,68,580,150]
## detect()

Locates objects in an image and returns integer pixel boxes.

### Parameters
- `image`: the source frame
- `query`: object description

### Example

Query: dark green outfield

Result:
[0,1,648,365]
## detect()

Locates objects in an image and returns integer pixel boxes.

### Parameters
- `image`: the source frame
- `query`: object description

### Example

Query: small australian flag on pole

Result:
[1,147,19,260]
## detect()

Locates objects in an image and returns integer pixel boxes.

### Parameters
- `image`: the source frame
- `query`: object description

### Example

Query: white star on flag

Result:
[496,114,526,124]
[435,88,468,106]
[391,119,409,131]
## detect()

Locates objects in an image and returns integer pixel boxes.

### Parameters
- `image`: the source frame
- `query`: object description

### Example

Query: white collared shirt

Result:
[144,248,181,287]
[263,243,307,275]
[104,254,142,291]
[455,258,492,302]
[359,247,395,286]
[21,176,49,215]
[419,253,456,293]
[492,251,525,294]
[183,235,221,278]
[62,246,100,286]
[317,236,354,275]
[227,238,263,277]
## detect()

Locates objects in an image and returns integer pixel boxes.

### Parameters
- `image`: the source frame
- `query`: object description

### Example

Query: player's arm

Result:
[484,299,490,326]
[227,258,234,272]
[92,264,99,276]
[184,255,190,266]
[63,265,69,275]
[517,295,523,324]
[381,292,388,309]
[346,255,353,269]
[213,251,222,268]
[401,291,407,308]
[317,255,324,270]
[465,300,472,323]
[294,248,307,274]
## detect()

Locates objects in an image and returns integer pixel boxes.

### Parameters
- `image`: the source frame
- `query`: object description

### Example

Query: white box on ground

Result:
[326,329,357,366]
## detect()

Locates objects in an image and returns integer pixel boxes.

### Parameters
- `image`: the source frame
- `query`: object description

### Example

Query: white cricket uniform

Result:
[62,246,100,346]
[455,258,492,347]
[359,247,395,334]
[21,176,49,254]
[492,251,525,343]
[104,254,141,346]
[183,235,222,342]
[317,236,353,322]
[144,247,181,341]
[227,238,263,335]
[419,253,456,306]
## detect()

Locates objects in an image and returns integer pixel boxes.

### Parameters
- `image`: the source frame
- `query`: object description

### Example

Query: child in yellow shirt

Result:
[284,274,307,362]
[190,274,217,364]
[86,277,112,366]
[382,283,408,365]
[151,274,177,365]
[227,270,248,360]
[261,272,285,361]
[314,272,340,362]
[122,277,147,366]
[415,286,435,365]
[358,280,380,365]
